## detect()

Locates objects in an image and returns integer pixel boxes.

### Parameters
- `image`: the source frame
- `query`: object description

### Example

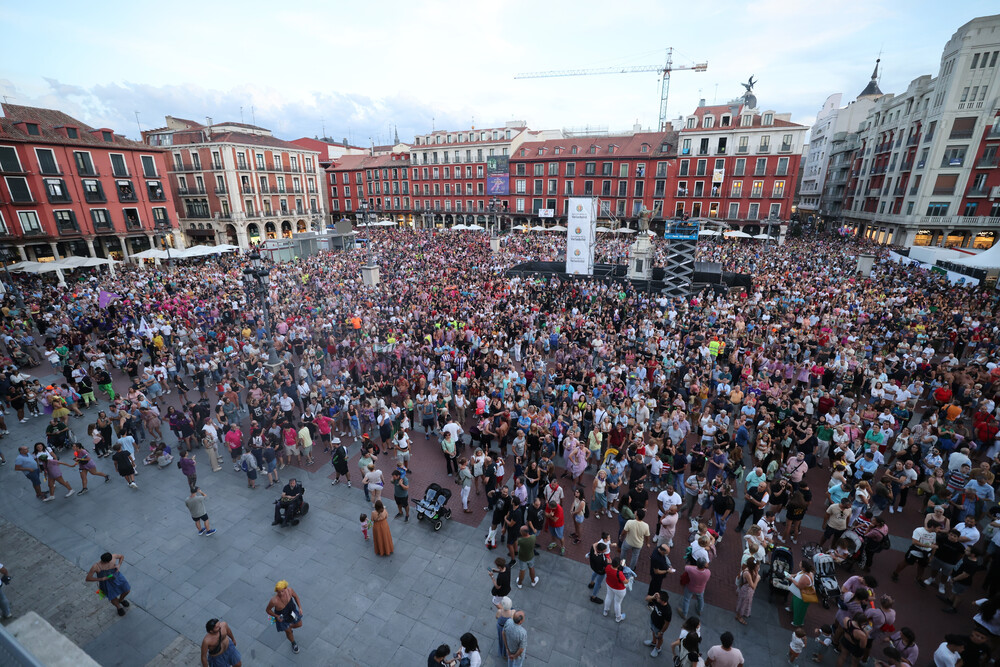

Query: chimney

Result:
[698,98,706,107]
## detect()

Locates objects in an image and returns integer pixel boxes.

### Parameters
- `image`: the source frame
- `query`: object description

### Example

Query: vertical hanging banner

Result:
[565,197,596,275]
[486,155,509,195]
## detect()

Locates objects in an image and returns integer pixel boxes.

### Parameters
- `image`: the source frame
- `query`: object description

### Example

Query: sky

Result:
[1,0,997,146]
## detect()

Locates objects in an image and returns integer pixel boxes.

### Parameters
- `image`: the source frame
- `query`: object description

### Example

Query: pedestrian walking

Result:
[391,469,409,521]
[111,443,138,489]
[514,526,538,589]
[178,449,198,492]
[678,559,712,619]
[457,457,473,513]
[185,487,216,536]
[705,631,744,667]
[265,580,303,654]
[14,445,47,500]
[200,618,241,667]
[644,589,671,657]
[85,552,132,616]
[71,443,110,493]
[330,437,351,487]
[489,557,511,607]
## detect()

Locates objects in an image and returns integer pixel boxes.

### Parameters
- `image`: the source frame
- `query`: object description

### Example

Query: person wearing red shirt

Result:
[545,501,565,555]
[934,385,953,405]
[602,557,629,623]
[313,414,333,452]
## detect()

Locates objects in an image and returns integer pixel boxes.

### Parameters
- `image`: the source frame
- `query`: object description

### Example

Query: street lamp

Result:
[242,251,282,371]
[488,196,504,236]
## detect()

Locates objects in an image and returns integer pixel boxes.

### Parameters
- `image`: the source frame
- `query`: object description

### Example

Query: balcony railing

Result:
[749,192,763,198]
[733,168,745,177]
[967,186,989,197]
[977,156,998,168]
[931,187,955,195]
[676,189,688,197]
[292,187,303,194]
[900,160,913,171]
[736,145,748,154]
[93,219,113,231]
[909,186,919,195]
[46,192,72,204]
[949,129,975,140]
[185,211,213,219]
[214,186,227,195]
[212,161,224,170]
[941,157,964,168]
[84,192,106,203]
[757,144,771,153]
[117,192,138,203]
[923,132,935,143]
[753,169,766,177]
[111,169,131,178]
[241,185,255,194]
[893,186,905,196]
[147,187,166,201]
[172,163,198,172]
[177,187,206,196]
[778,143,793,153]
[259,185,270,194]
[124,217,143,231]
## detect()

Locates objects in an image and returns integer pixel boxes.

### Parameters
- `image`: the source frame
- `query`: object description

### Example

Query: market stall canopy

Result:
[954,242,1000,269]
[372,220,396,227]
[698,230,721,237]
[512,225,528,230]
[616,228,637,234]
[451,224,468,230]
[752,233,775,240]
[466,224,485,231]
[529,225,548,231]
[549,225,567,231]
[724,230,753,238]
[595,226,613,233]
[129,248,169,260]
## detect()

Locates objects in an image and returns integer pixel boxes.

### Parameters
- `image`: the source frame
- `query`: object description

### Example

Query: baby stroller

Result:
[765,545,795,603]
[413,482,453,531]
[802,544,840,609]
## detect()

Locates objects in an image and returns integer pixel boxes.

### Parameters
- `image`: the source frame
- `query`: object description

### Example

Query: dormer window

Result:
[686,118,697,129]
[571,146,578,154]
[608,145,616,154]
[554,147,560,155]
[704,116,714,128]
[520,149,526,157]
[721,115,731,127]
[588,145,597,154]
[741,115,753,127]
[25,123,40,136]
[66,127,78,139]
[640,143,650,153]
[763,113,773,126]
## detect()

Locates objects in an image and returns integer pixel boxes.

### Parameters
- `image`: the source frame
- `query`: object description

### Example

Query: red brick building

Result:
[957,113,1000,220]
[509,131,677,227]
[675,103,807,228]
[0,103,179,262]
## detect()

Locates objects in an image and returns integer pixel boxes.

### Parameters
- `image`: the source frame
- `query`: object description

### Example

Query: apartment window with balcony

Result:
[515,179,526,194]
[768,203,781,219]
[941,146,966,167]
[35,148,59,174]
[533,179,542,195]
[949,117,976,139]
[747,202,760,219]
[654,180,666,197]
[717,137,727,154]
[515,198,525,213]
[634,180,644,197]
[696,160,706,176]
[73,151,96,176]
[925,202,949,217]
[584,180,593,195]
[152,207,169,227]
[565,181,574,195]
[90,209,111,230]
[679,160,689,176]
[771,181,785,198]
[584,162,596,175]
[681,138,691,156]
[677,180,688,197]
[656,162,668,178]
[693,182,704,197]
[564,162,576,177]
[759,136,770,152]
[547,179,557,195]
[109,153,129,177]
[616,200,626,216]
[733,158,745,177]
[237,152,247,169]
[546,162,557,176]
[754,158,767,176]
[18,210,42,234]
[698,138,709,156]
[531,198,543,213]
[44,178,71,203]
[476,165,484,177]
[190,153,201,170]
[780,134,793,152]
[54,210,78,232]
[4,176,32,203]
[618,180,628,197]
[290,156,299,171]
[619,163,629,177]
[751,181,763,197]
[728,202,739,218]
[963,202,978,216]
[730,181,742,197]
[82,179,105,203]
[256,153,265,169]
[776,156,789,176]
[601,180,612,197]
[596,162,609,176]
[146,180,165,201]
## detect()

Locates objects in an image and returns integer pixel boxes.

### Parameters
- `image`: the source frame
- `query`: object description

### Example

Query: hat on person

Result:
[331,437,341,444]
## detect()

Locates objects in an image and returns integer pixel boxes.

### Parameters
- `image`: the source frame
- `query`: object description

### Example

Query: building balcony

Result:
[893,187,906,196]
[768,191,785,199]
[949,129,975,140]
[967,186,990,197]
[753,170,766,177]
[56,221,80,234]
[931,187,956,195]
[778,143,793,153]
[909,186,919,195]
[46,192,72,204]
[749,192,763,198]
[241,185,256,194]
[214,186,227,195]
[212,161,224,170]
[676,189,689,197]
[916,160,926,169]
[736,146,748,154]
[84,192,106,204]
[177,187,207,196]
[147,186,166,201]
[900,160,913,171]
[292,187,303,194]
[117,193,138,203]
[906,136,919,146]
[111,169,132,178]
[757,145,771,153]
[184,212,213,220]
[977,156,998,168]
[172,163,198,172]
[941,157,965,168]
[259,185,270,194]
[124,217,144,231]
[93,219,113,232]
[923,133,935,143]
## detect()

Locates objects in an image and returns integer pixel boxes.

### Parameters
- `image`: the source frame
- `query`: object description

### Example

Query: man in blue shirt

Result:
[13,446,46,500]
[734,419,750,449]
[962,475,996,520]
[854,451,879,480]
[828,479,851,504]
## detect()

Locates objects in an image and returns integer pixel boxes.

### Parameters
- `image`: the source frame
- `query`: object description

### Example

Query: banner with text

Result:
[565,197,596,275]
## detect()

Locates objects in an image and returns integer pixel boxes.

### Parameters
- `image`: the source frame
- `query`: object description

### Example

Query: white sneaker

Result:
[517,581,523,589]
[938,584,946,595]
[531,577,539,587]
[42,495,54,502]
[651,648,661,657]
[643,640,654,646]
[889,506,895,514]
[65,489,76,498]
[616,613,626,623]
[129,482,138,489]
[922,578,933,586]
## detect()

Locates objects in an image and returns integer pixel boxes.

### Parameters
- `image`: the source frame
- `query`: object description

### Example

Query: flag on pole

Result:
[98,290,121,309]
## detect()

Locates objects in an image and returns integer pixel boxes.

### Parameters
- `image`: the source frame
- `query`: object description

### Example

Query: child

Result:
[788,626,806,663]
[360,513,370,541]
[26,384,41,417]
[810,624,833,663]
[649,453,664,492]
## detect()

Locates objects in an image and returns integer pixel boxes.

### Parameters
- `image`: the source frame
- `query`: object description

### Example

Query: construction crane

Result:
[515,47,707,132]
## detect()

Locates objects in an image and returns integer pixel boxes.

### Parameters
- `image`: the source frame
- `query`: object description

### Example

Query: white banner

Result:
[539,209,555,218]
[565,197,596,275]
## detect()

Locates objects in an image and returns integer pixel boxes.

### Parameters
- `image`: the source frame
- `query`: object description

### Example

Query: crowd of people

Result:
[1,225,999,666]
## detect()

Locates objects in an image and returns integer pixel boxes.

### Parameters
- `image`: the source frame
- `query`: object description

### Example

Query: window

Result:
[585,162,596,175]
[699,138,709,155]
[565,163,576,177]
[682,138,691,155]
[565,181,575,195]
[776,157,789,176]
[686,118,696,129]
[754,158,767,176]
[617,181,627,197]
[4,176,32,202]
[696,160,706,176]
[768,203,781,219]
[515,198,525,213]
[54,210,78,232]
[771,181,785,198]
[602,162,613,176]
[101,131,113,142]
[25,123,39,136]
[714,159,725,171]
[515,179,526,194]
[747,202,760,219]
[0,146,23,172]
[116,179,137,202]
[751,181,764,197]
[533,179,543,195]
[35,148,59,174]
[941,146,966,167]
[733,158,746,177]
[728,202,739,219]
[619,163,629,177]
[601,180,612,197]
[759,136,770,152]
[737,136,749,154]
[677,180,688,196]
[925,202,949,216]
[741,115,753,127]
[45,178,70,203]
[91,209,112,230]
[17,210,42,234]
[548,162,558,176]
[634,181,644,197]
[679,160,689,176]
[730,181,742,197]
[704,115,714,128]
[780,134,793,152]
[83,179,105,203]
[548,179,557,195]
[533,163,543,176]
[656,162,668,178]
[971,53,980,69]
[963,202,978,216]
[66,127,78,139]
[110,154,129,177]
[74,151,96,175]
[717,138,727,154]
[763,113,773,125]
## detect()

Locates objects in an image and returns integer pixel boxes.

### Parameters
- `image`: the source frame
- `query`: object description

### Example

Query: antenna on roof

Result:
[240,106,244,124]
[251,106,256,128]
[134,111,142,136]
[432,117,435,131]
[322,119,326,138]
[1,95,12,104]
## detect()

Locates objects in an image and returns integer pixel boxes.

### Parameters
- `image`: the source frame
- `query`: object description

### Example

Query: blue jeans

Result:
[507,657,524,667]
[589,570,603,590]
[681,588,704,618]
[0,586,11,617]
[621,542,642,570]
[714,512,730,535]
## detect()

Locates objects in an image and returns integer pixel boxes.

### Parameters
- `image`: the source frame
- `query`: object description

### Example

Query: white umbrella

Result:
[373,220,396,227]
[512,225,528,230]
[549,225,567,231]
[6,261,42,271]
[724,230,753,238]
[595,226,613,233]
[529,225,547,231]
[616,228,637,234]
[466,224,485,231]
[451,224,468,230]
[752,233,774,240]
[131,248,170,260]
[698,230,721,237]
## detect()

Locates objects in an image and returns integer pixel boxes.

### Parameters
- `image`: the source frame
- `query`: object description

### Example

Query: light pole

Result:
[1,244,26,310]
[242,251,282,371]
[488,196,504,236]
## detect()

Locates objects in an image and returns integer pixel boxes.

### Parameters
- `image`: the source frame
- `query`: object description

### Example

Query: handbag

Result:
[679,570,690,587]
[800,584,819,604]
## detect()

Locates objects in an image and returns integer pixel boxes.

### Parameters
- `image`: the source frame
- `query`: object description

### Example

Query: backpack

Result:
[584,502,591,519]
[240,457,250,473]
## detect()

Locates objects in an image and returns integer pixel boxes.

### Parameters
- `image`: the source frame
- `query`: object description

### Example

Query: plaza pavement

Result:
[0,365,971,665]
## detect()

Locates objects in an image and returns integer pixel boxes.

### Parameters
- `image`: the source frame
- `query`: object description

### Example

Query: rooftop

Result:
[0,103,155,150]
